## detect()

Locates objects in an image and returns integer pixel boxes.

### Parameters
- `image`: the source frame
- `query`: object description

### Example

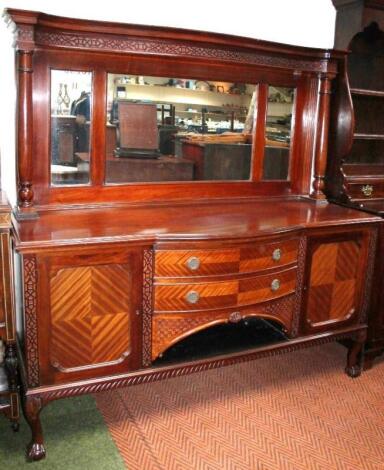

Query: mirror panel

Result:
[105,74,257,183]
[262,86,295,181]
[50,70,92,186]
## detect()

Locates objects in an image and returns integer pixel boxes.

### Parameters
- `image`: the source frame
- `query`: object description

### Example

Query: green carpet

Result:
[0,395,126,469]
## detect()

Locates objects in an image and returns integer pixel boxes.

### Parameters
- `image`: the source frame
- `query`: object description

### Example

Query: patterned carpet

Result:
[95,343,384,470]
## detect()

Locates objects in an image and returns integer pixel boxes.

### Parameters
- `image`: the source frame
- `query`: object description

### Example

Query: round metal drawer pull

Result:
[186,256,201,271]
[186,291,200,304]
[272,248,282,261]
[271,279,281,291]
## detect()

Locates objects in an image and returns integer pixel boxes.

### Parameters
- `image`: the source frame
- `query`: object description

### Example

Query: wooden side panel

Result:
[50,264,131,371]
[303,229,374,333]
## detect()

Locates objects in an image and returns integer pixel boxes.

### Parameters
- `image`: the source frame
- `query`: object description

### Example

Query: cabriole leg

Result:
[23,396,46,461]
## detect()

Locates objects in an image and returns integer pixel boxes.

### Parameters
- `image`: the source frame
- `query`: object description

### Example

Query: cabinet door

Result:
[302,229,375,334]
[25,247,143,386]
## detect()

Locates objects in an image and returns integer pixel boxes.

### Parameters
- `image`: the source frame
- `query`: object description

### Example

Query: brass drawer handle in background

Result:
[185,291,200,304]
[271,279,280,291]
[186,256,201,271]
[272,248,282,261]
[361,185,373,197]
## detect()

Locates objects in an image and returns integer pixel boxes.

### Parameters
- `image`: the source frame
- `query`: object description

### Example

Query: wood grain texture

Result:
[155,238,299,278]
[306,240,360,326]
[50,264,131,372]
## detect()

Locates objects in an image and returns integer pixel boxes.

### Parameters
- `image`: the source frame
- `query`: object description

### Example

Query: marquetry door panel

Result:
[32,247,143,386]
[303,229,374,334]
[50,264,132,370]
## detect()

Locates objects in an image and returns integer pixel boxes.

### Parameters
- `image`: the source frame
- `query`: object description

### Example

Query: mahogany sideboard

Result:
[4,9,382,461]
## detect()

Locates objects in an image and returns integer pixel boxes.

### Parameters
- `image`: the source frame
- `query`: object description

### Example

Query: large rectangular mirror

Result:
[105,74,257,183]
[50,70,92,186]
[262,86,295,181]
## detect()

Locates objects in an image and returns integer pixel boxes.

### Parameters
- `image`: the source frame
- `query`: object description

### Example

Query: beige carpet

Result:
[95,343,384,470]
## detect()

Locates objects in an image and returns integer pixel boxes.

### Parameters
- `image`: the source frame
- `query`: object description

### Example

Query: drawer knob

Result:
[272,248,282,261]
[186,256,201,271]
[229,311,242,323]
[271,279,280,291]
[186,290,200,304]
[361,184,373,197]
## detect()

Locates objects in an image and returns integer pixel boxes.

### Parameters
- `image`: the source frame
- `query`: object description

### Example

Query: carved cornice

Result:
[32,29,330,73]
[23,256,39,387]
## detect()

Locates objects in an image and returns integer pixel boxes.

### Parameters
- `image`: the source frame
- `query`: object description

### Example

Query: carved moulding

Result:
[23,256,40,387]
[33,29,331,73]
[291,236,307,337]
[142,249,154,367]
[359,227,379,324]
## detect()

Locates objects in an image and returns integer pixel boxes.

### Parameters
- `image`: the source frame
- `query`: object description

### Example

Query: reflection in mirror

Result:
[262,86,295,180]
[105,74,257,183]
[50,70,92,186]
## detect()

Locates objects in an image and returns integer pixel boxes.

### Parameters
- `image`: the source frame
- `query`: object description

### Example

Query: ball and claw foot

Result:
[27,442,46,461]
[345,365,362,378]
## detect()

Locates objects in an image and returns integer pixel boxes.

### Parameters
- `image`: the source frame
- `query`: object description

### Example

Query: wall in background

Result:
[0,0,336,206]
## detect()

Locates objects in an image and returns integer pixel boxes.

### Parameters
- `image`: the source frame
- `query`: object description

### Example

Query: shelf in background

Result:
[353,133,384,140]
[351,88,384,97]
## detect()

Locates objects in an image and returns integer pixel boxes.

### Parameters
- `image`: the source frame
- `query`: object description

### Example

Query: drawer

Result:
[154,238,299,278]
[347,181,384,199]
[154,266,297,312]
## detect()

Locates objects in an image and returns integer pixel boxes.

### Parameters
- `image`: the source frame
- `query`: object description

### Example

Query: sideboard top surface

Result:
[12,197,381,251]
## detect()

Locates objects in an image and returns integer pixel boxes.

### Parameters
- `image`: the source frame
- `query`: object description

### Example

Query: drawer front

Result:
[348,181,384,199]
[155,238,299,278]
[154,267,297,312]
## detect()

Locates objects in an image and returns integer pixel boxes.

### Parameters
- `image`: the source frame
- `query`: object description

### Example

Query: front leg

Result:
[23,396,46,461]
[345,330,366,378]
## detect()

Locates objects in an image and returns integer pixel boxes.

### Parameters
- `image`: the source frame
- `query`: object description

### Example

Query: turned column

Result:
[16,49,35,212]
[311,74,333,200]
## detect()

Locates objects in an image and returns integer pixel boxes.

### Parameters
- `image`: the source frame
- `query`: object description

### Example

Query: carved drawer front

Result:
[154,238,299,278]
[152,295,296,360]
[154,266,297,312]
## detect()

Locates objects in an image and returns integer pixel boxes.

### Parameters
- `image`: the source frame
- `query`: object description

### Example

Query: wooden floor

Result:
[96,343,384,470]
